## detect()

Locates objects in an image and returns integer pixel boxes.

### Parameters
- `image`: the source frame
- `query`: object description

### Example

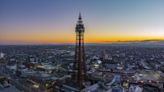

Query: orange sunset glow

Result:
[0,0,164,44]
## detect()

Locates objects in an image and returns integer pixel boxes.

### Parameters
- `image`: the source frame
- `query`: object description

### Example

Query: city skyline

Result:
[0,0,164,45]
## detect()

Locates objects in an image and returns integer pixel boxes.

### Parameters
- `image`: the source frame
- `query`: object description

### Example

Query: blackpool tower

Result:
[73,13,86,89]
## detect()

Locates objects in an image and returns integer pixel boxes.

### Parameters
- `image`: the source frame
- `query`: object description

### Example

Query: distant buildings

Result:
[0,52,5,59]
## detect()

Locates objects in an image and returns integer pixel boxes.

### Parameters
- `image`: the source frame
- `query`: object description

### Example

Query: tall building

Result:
[73,13,86,89]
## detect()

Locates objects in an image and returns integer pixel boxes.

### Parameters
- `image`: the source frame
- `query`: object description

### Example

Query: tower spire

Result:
[78,12,82,20]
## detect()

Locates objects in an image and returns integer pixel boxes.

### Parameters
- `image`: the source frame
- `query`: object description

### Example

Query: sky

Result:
[0,0,164,44]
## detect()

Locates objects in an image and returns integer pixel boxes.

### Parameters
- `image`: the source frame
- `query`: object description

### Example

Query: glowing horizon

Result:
[0,0,164,45]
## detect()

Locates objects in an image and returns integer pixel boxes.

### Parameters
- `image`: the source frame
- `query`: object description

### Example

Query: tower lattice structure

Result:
[73,13,86,89]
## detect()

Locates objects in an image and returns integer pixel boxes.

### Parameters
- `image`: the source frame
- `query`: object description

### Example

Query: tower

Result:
[73,13,86,89]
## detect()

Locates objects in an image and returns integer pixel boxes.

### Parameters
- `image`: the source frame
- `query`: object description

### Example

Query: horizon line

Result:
[0,39,164,45]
